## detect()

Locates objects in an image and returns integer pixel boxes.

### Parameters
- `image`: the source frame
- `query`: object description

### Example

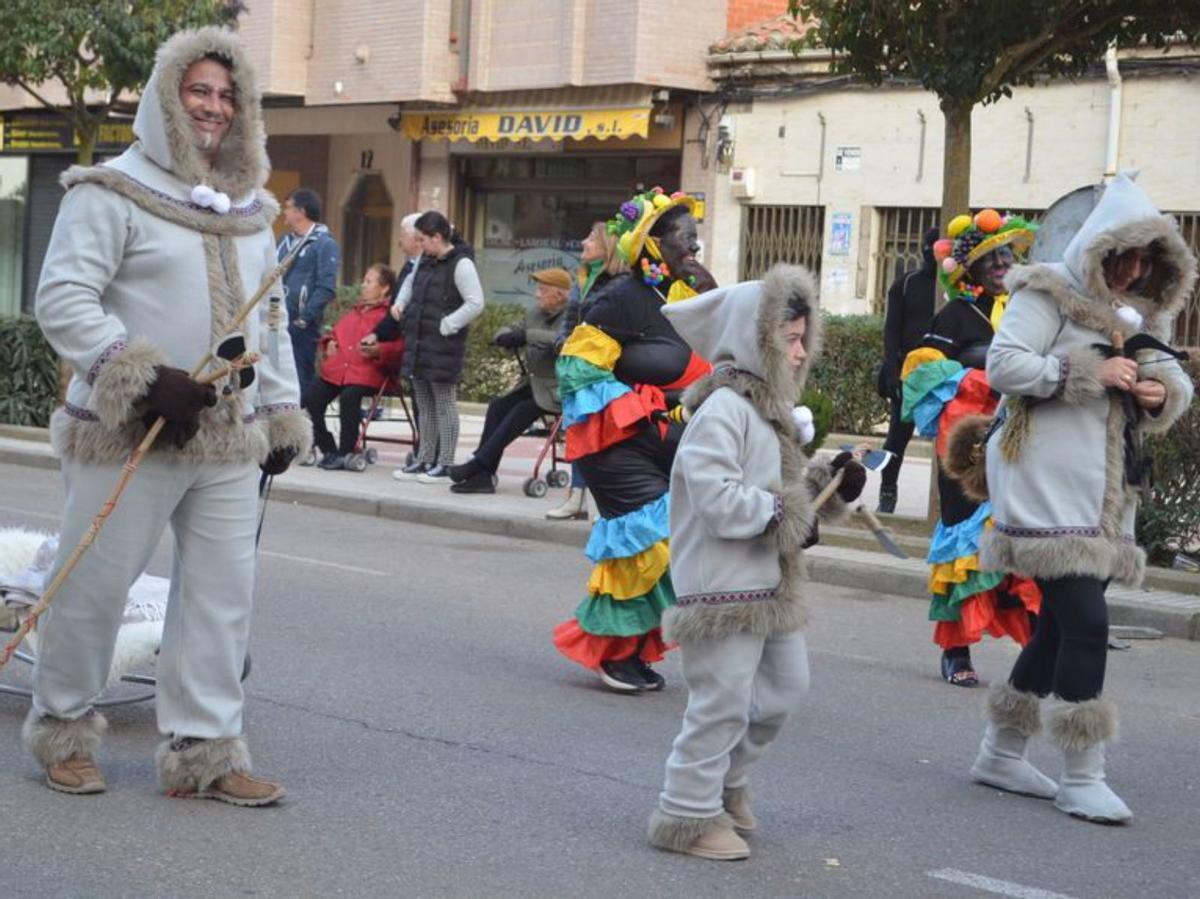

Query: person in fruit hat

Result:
[550,187,715,694]
[897,209,1041,688]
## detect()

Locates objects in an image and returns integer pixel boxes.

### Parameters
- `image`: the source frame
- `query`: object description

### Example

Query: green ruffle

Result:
[901,358,963,422]
[573,572,675,636]
[928,569,1006,621]
[556,355,614,396]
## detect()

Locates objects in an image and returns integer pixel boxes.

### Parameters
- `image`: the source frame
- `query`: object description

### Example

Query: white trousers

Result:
[659,630,810,819]
[33,457,258,740]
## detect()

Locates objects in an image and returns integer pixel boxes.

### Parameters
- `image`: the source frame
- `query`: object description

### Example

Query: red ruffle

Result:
[661,352,713,391]
[552,619,669,669]
[933,575,1043,649]
[564,385,667,461]
[937,367,999,457]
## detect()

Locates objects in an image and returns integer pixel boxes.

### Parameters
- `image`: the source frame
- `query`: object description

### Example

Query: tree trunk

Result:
[75,121,97,166]
[940,101,972,234]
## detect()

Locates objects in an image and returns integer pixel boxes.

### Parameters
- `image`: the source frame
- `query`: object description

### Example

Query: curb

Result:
[1,435,1195,640]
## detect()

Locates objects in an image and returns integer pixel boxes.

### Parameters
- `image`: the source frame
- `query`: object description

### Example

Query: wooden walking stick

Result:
[0,236,311,672]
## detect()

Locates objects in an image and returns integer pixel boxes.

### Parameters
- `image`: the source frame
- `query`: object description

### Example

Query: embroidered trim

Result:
[242,414,257,424]
[106,169,264,217]
[675,588,778,608]
[994,522,1103,538]
[258,403,300,417]
[1053,354,1070,399]
[87,340,128,385]
[64,402,99,422]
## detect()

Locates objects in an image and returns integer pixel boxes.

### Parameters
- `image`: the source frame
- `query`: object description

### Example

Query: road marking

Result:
[0,503,59,522]
[928,868,1079,899]
[258,549,390,577]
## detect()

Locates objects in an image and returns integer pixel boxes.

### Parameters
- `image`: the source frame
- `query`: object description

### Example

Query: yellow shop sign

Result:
[401,107,651,142]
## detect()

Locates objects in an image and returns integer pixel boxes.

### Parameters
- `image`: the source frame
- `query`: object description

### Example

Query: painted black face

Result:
[657,212,701,274]
[968,245,1015,297]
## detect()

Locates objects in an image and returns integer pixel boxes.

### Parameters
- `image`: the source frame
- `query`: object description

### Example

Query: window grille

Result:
[739,205,825,282]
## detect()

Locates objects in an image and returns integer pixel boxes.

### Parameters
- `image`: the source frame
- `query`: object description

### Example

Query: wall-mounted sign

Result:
[402,107,651,143]
[835,146,861,171]
[0,113,134,153]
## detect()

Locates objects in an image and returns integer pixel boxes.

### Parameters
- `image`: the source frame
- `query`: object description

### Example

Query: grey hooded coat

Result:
[659,265,845,644]
[981,174,1196,587]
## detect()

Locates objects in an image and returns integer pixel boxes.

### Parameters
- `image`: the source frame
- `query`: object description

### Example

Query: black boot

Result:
[877,484,898,514]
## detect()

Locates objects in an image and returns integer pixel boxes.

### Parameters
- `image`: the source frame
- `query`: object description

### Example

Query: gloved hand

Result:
[791,405,815,445]
[493,327,524,349]
[260,446,297,476]
[141,366,217,449]
[830,451,867,503]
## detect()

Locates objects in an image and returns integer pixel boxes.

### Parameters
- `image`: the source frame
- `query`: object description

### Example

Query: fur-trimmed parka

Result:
[659,264,845,643]
[981,173,1196,586]
[36,27,310,467]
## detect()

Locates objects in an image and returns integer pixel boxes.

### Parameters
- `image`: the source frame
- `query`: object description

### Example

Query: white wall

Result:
[701,73,1200,313]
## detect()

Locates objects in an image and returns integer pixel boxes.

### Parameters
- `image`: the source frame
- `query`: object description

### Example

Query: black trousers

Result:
[881,393,914,490]
[473,383,550,474]
[1008,575,1109,703]
[304,379,374,455]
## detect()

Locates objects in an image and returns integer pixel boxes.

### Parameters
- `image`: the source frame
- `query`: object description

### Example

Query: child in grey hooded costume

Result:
[648,264,865,860]
[969,173,1195,824]
[24,27,310,804]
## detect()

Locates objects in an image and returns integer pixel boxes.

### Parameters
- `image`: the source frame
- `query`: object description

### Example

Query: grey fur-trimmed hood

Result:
[1005,173,1197,341]
[662,263,821,424]
[134,26,270,199]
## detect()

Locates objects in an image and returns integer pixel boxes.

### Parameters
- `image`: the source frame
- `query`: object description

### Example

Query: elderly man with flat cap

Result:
[26,26,309,805]
[448,267,571,493]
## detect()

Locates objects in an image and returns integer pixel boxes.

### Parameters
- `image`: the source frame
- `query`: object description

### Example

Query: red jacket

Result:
[318,302,404,390]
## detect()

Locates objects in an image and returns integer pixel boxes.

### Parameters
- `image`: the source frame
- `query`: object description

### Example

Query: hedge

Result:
[1136,360,1200,565]
[808,314,890,435]
[0,316,59,427]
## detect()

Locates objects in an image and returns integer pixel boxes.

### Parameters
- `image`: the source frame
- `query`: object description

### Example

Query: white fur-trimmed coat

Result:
[36,27,310,466]
[981,174,1196,587]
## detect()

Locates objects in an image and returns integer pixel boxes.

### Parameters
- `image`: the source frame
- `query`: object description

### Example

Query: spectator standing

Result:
[305,264,404,470]
[876,227,938,513]
[391,212,485,483]
[278,187,340,403]
[546,222,628,521]
[447,267,570,493]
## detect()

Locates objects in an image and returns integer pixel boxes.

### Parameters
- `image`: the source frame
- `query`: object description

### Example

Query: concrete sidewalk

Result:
[1,416,1197,640]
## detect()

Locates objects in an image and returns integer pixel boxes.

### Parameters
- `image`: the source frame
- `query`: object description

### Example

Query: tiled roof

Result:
[709,13,815,54]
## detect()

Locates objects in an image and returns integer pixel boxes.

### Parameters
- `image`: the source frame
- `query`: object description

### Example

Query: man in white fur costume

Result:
[648,265,866,860]
[25,26,310,805]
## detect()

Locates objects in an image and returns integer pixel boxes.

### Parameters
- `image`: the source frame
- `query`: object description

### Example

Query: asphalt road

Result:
[0,461,1197,899]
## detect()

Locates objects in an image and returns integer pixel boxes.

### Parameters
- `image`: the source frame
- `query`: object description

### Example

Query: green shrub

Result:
[808,314,889,434]
[1137,361,1200,565]
[800,388,833,454]
[320,284,362,336]
[0,316,59,427]
[459,302,526,402]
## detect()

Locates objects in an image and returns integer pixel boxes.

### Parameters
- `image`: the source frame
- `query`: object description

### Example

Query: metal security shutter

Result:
[1170,211,1199,348]
[872,207,939,314]
[739,205,824,282]
[21,155,70,313]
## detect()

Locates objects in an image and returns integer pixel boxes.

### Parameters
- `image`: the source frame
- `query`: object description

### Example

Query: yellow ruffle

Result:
[901,346,948,381]
[587,539,670,600]
[561,324,622,371]
[666,279,699,304]
[928,554,983,596]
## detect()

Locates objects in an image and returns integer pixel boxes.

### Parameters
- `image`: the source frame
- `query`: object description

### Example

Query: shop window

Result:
[342,173,393,288]
[0,157,28,317]
[740,204,825,283]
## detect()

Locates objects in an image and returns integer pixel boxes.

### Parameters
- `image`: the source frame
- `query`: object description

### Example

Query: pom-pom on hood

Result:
[134,26,269,200]
[662,263,821,422]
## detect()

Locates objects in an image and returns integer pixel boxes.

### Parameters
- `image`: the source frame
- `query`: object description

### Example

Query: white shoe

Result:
[545,488,588,520]
[1055,743,1132,823]
[392,461,427,481]
[971,722,1057,799]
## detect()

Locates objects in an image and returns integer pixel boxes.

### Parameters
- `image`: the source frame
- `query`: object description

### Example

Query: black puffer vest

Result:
[401,242,475,383]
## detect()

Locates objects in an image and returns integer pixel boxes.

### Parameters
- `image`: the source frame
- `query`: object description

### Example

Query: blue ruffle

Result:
[926,501,993,564]
[561,379,632,428]
[585,492,670,563]
[913,368,968,437]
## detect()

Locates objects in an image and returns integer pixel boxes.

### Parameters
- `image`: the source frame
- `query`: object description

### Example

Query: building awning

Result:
[401,85,654,143]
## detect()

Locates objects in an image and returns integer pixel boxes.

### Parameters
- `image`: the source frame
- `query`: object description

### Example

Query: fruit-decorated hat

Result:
[932,209,1037,295]
[606,186,705,266]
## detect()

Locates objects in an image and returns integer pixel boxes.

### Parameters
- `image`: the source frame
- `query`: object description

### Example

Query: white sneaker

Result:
[392,461,427,481]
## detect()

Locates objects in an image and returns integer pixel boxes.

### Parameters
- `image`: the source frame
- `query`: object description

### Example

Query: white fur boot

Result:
[1049,698,1132,824]
[970,683,1057,798]
[545,487,588,520]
